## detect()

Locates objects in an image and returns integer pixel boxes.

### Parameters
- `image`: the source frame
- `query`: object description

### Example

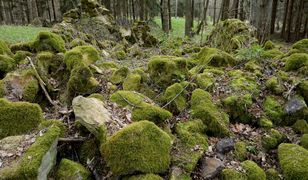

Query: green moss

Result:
[0,40,13,57]
[132,105,172,124]
[284,53,308,71]
[33,31,66,53]
[196,47,236,67]
[230,75,259,94]
[223,94,253,124]
[300,134,308,149]
[234,141,247,161]
[292,119,308,134]
[291,39,308,53]
[78,138,100,165]
[0,80,4,97]
[265,77,284,94]
[263,40,276,50]
[266,168,280,180]
[110,66,130,84]
[0,55,15,78]
[262,49,283,59]
[64,45,100,71]
[13,51,32,64]
[148,56,189,87]
[10,42,33,53]
[88,93,105,101]
[244,61,261,72]
[263,96,284,125]
[20,125,60,179]
[173,119,208,173]
[298,80,308,103]
[220,169,247,180]
[161,83,187,113]
[101,120,172,176]
[278,143,308,180]
[191,89,230,137]
[114,50,126,60]
[125,174,163,180]
[70,38,86,48]
[38,120,66,137]
[110,90,149,108]
[262,129,285,150]
[123,73,142,91]
[259,118,273,129]
[56,159,91,180]
[0,99,43,139]
[97,61,119,70]
[241,160,266,180]
[196,72,215,90]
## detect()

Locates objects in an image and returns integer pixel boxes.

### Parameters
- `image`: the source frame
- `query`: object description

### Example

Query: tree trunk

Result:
[286,0,294,41]
[213,0,217,24]
[161,0,170,33]
[294,0,304,40]
[132,0,135,21]
[139,0,144,20]
[281,0,289,38]
[185,0,193,37]
[239,0,244,20]
[168,0,172,30]
[270,0,278,34]
[231,0,239,18]
[221,0,230,20]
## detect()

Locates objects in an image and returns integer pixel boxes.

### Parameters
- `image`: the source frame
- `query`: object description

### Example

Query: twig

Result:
[284,77,308,99]
[58,137,87,142]
[27,56,57,106]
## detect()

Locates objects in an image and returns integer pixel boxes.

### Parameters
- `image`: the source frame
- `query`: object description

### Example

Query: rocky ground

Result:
[0,0,308,180]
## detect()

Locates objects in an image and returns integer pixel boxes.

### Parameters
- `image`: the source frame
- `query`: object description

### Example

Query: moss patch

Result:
[123,73,142,91]
[234,141,247,161]
[265,76,284,94]
[291,38,308,53]
[125,174,163,180]
[292,119,308,134]
[241,160,266,180]
[0,40,13,57]
[56,159,91,180]
[220,168,246,180]
[300,134,308,149]
[101,120,172,176]
[195,47,236,67]
[190,89,230,137]
[263,96,284,125]
[0,98,43,139]
[0,54,15,78]
[110,67,130,84]
[161,82,187,113]
[262,129,285,150]
[32,31,66,53]
[284,53,308,71]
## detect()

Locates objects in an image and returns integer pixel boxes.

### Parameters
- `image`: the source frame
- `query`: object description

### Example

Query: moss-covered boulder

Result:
[266,169,280,180]
[32,31,66,53]
[195,71,215,90]
[265,76,284,94]
[241,160,266,180]
[229,72,259,95]
[291,39,308,53]
[263,96,284,125]
[259,118,273,129]
[0,54,15,78]
[124,174,163,180]
[234,141,247,161]
[284,53,308,72]
[10,42,33,54]
[161,82,187,113]
[262,129,285,150]
[101,120,172,176]
[206,19,257,53]
[13,50,32,64]
[132,105,172,125]
[123,73,141,91]
[220,168,247,180]
[0,69,40,102]
[0,125,60,179]
[263,40,276,50]
[300,134,308,149]
[148,56,190,87]
[223,94,253,124]
[278,143,308,180]
[190,89,230,137]
[292,119,308,134]
[56,159,91,180]
[110,66,130,84]
[172,119,208,174]
[0,98,43,139]
[299,80,308,103]
[72,96,109,143]
[0,40,13,57]
[262,49,284,59]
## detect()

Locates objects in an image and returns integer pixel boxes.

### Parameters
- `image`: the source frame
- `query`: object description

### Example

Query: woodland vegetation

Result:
[0,0,307,180]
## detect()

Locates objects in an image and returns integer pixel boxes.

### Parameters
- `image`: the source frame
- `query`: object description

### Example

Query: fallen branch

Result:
[58,137,87,142]
[27,56,57,106]
[284,77,308,99]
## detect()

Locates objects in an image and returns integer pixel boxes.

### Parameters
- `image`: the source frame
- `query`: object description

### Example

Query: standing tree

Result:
[221,0,230,20]
[185,0,193,37]
[161,0,170,33]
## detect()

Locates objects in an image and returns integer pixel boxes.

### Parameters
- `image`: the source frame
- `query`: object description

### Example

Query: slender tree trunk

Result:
[221,0,230,20]
[286,0,294,41]
[295,0,304,40]
[213,0,217,24]
[239,0,244,20]
[281,0,289,38]
[270,0,278,34]
[132,0,135,21]
[175,0,178,18]
[168,0,172,30]
[161,0,170,32]
[231,0,239,18]
[139,0,144,20]
[185,0,193,37]
[191,0,194,29]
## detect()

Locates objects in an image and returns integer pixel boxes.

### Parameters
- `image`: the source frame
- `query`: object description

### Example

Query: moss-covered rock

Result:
[262,129,285,150]
[172,119,208,173]
[263,40,276,50]
[242,160,266,180]
[88,93,104,101]
[284,53,308,71]
[38,120,66,137]
[259,118,273,129]
[299,80,308,103]
[70,38,87,48]
[148,56,190,87]
[13,50,32,64]
[191,89,230,137]
[10,42,33,53]
[33,31,66,53]
[278,143,308,180]
[110,90,149,108]
[0,98,43,139]
[300,134,308,149]
[78,138,100,165]
[161,82,187,113]
[266,168,280,180]
[101,120,172,176]
[123,73,141,91]
[292,119,308,134]
[223,94,253,124]
[220,169,247,180]
[132,105,172,124]
[195,72,215,90]
[265,76,284,94]
[110,66,130,84]
[206,19,257,53]
[234,141,247,161]
[262,49,284,59]
[291,39,308,53]
[125,174,163,180]
[229,74,259,95]
[113,50,126,60]
[56,159,91,180]
[195,47,236,67]
[0,54,15,78]
[263,96,284,125]
[0,40,13,57]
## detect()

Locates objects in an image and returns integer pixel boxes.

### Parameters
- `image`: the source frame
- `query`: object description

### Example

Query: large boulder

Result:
[0,98,43,139]
[101,120,172,176]
[32,31,66,53]
[278,143,308,180]
[56,159,91,180]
